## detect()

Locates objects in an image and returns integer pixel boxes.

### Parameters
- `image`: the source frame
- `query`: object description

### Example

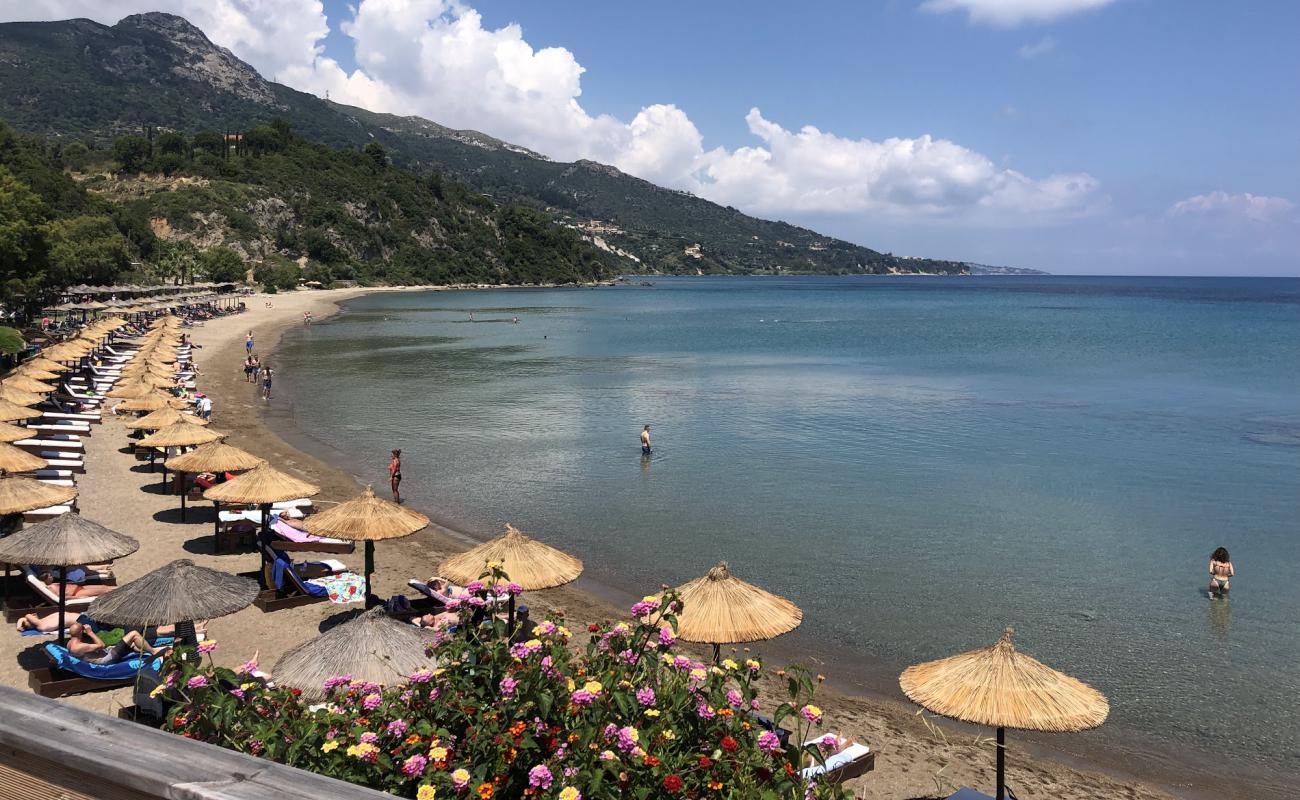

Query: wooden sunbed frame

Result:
[28,666,136,699]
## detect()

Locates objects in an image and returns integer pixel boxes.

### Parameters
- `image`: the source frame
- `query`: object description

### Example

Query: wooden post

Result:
[996,726,1006,800]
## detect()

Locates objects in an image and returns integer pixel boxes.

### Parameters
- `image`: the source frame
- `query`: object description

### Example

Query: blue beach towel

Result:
[269,551,327,597]
[43,643,162,680]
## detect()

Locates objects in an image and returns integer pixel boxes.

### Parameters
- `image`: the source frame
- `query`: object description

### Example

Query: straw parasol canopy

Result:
[304,486,429,542]
[440,523,583,590]
[0,421,32,443]
[0,443,47,473]
[16,366,59,382]
[899,627,1109,800]
[0,475,77,515]
[0,386,43,406]
[0,513,138,568]
[164,440,262,474]
[2,375,54,393]
[137,422,224,449]
[665,561,802,647]
[24,358,70,374]
[203,462,320,506]
[274,607,439,701]
[89,559,258,628]
[117,394,172,412]
[0,398,40,422]
[304,485,430,603]
[107,381,155,399]
[125,407,209,430]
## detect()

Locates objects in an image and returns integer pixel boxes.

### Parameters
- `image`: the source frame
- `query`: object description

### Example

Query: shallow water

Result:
[276,276,1300,785]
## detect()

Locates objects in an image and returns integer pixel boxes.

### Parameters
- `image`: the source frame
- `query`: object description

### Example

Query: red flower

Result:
[588,624,600,632]
[720,736,738,752]
[662,774,683,792]
[644,755,661,767]
[783,762,796,777]
[698,756,713,768]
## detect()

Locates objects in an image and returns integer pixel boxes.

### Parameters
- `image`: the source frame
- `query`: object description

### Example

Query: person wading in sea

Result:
[388,449,403,504]
[1209,547,1235,597]
[640,425,652,456]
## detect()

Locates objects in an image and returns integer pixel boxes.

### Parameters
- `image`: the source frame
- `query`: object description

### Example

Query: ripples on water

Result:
[278,276,1300,783]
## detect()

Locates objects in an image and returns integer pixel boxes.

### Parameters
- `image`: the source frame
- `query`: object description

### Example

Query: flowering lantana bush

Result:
[163,565,849,799]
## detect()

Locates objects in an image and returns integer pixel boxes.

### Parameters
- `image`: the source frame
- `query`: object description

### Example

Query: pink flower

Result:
[636,687,656,706]
[499,676,518,698]
[409,668,433,683]
[465,581,484,594]
[196,640,218,654]
[658,627,676,647]
[229,688,245,700]
[507,582,523,596]
[800,704,824,724]
[402,754,429,776]
[726,689,743,707]
[570,689,596,706]
[360,732,379,745]
[695,703,715,720]
[186,676,208,689]
[528,764,553,789]
[236,658,259,674]
[362,693,382,711]
[322,674,352,691]
[387,719,409,736]
[757,730,780,755]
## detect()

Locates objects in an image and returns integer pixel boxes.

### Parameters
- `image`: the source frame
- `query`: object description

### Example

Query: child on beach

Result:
[1209,547,1235,597]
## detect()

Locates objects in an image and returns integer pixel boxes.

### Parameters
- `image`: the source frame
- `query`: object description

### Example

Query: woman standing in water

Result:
[388,449,403,504]
[1209,547,1235,597]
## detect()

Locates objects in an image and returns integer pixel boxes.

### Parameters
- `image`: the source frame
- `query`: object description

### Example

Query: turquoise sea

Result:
[273,276,1300,793]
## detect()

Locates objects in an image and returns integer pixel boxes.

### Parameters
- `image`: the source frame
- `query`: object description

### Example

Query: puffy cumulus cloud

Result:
[696,109,1101,219]
[920,0,1117,27]
[0,0,330,83]
[0,0,1100,222]
[1167,191,1294,223]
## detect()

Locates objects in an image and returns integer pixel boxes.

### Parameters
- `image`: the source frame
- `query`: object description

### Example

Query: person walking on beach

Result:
[1209,547,1235,597]
[261,365,274,401]
[640,424,652,455]
[245,331,254,354]
[388,449,403,504]
[198,394,213,421]
[244,354,256,383]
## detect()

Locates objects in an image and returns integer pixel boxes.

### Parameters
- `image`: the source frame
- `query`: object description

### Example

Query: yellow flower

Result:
[321,740,340,753]
[583,680,603,695]
[486,560,503,569]
[559,788,580,800]
[240,682,258,691]
[645,709,661,718]
[721,659,738,670]
[417,786,438,800]
[557,626,571,638]
[662,729,676,740]
[745,659,760,671]
[432,668,446,677]
[662,654,675,665]
[429,746,449,760]
[689,668,707,682]
[149,685,166,698]
[345,742,378,758]
[452,768,471,784]
[566,678,577,692]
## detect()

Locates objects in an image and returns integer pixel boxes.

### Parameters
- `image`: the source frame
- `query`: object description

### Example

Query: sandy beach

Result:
[0,288,1197,800]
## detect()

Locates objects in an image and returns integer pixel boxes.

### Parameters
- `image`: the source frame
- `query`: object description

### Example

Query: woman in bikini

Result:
[1209,547,1235,597]
[388,449,402,504]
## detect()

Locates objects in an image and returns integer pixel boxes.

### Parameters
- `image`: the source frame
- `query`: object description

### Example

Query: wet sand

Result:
[0,288,1210,799]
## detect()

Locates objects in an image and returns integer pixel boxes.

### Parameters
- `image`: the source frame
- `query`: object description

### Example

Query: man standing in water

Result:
[640,424,652,455]
[388,449,402,504]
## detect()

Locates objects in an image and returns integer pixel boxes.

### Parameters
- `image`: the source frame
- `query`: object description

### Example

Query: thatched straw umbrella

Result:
[0,443,48,474]
[274,607,438,701]
[661,561,802,663]
[0,475,77,516]
[0,386,42,407]
[117,393,172,413]
[2,376,55,394]
[137,423,224,483]
[899,627,1110,799]
[0,399,40,423]
[0,421,32,443]
[89,559,257,649]
[16,366,59,382]
[23,357,71,375]
[0,513,138,644]
[204,464,321,574]
[106,381,154,399]
[163,441,261,522]
[304,486,429,606]
[440,524,582,630]
[125,407,209,430]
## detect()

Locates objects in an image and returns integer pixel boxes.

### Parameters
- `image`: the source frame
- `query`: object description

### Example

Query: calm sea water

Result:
[275,276,1300,786]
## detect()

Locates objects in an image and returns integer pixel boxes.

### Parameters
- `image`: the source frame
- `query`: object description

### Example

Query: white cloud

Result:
[697,109,1101,219]
[0,0,1101,222]
[1017,35,1056,58]
[920,0,1117,26]
[1167,191,1294,223]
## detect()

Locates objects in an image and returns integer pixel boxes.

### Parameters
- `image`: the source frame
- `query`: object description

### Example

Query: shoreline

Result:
[241,287,1264,800]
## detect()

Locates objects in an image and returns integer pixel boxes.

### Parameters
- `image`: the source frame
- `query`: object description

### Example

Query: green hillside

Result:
[0,12,966,277]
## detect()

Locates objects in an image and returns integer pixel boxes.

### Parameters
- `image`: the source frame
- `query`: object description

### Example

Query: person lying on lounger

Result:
[421,577,464,604]
[38,571,115,598]
[413,611,460,630]
[66,621,171,665]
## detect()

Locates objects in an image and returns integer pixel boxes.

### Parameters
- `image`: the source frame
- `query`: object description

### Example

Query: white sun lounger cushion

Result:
[799,740,872,780]
[24,573,95,607]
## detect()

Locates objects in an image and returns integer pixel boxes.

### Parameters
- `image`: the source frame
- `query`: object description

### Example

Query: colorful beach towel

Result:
[307,573,366,604]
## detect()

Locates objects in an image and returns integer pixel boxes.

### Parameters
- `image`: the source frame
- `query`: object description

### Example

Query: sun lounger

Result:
[1,566,96,621]
[59,385,101,402]
[22,505,76,524]
[800,736,874,784]
[29,643,163,698]
[946,790,996,800]
[37,479,75,488]
[40,411,102,425]
[24,424,90,437]
[38,458,84,474]
[34,469,74,480]
[254,541,352,612]
[219,508,303,525]
[14,439,84,454]
[270,518,355,554]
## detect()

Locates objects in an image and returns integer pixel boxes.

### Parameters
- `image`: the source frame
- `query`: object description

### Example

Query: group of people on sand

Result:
[243,331,274,400]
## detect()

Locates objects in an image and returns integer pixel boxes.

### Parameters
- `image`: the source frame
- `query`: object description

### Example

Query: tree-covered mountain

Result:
[0,118,611,311]
[0,12,966,277]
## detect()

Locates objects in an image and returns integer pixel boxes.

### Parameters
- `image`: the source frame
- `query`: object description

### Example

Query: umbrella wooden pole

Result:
[364,541,374,608]
[179,471,187,522]
[996,726,1006,800]
[212,501,220,539]
[711,643,721,665]
[57,576,67,647]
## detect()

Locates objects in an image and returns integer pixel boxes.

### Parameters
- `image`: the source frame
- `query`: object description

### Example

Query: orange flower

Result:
[477,783,495,799]
[509,721,527,737]
[718,708,734,717]
[708,781,723,791]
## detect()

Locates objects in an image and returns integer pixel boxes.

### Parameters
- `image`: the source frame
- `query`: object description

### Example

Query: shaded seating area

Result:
[257,540,358,611]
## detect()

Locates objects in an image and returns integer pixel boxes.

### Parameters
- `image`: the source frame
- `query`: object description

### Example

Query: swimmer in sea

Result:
[640,424,652,455]
[1209,546,1234,597]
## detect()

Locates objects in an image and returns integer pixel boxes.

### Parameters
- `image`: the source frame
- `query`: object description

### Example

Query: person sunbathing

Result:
[38,570,115,598]
[413,611,459,630]
[65,621,170,665]
[423,577,463,604]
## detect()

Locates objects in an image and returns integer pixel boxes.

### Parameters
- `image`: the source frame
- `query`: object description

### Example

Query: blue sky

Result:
[12,0,1300,274]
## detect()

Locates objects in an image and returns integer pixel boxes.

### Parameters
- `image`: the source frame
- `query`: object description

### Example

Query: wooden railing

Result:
[0,685,391,800]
